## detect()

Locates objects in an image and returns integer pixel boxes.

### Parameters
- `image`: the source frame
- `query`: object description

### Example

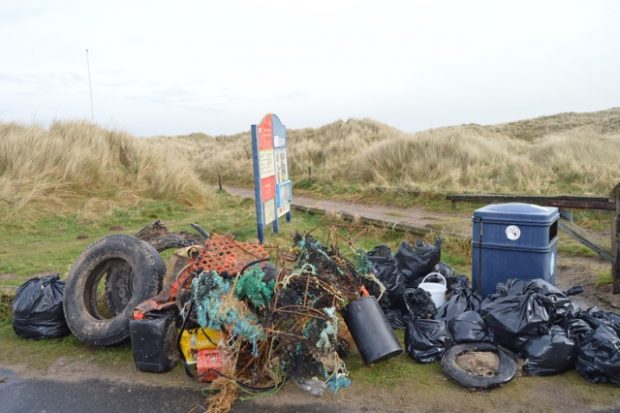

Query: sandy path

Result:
[225,186,472,237]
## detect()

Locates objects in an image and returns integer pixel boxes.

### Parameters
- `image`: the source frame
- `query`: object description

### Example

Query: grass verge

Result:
[0,191,465,369]
[0,192,618,411]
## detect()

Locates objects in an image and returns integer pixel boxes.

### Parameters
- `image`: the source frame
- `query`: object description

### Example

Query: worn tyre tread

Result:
[104,261,133,315]
[63,234,165,346]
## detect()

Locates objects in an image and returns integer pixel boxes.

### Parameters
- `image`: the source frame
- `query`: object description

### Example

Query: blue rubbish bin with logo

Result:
[472,203,559,297]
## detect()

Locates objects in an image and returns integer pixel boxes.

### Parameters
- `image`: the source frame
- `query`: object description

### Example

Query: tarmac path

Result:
[0,368,352,413]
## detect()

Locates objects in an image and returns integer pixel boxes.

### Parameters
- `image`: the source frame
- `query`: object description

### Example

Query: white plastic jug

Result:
[418,272,447,308]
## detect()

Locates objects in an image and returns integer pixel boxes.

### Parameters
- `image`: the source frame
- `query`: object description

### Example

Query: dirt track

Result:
[225,186,472,236]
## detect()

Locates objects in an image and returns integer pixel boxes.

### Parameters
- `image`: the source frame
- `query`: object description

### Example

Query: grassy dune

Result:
[171,108,620,195]
[2,109,618,224]
[0,121,209,223]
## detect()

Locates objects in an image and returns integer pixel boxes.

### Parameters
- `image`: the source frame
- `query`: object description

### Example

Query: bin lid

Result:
[473,203,559,223]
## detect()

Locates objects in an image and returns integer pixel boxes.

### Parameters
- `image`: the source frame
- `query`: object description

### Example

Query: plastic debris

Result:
[327,372,352,392]
[565,285,585,296]
[575,325,620,385]
[403,288,437,320]
[481,293,549,349]
[521,325,576,376]
[384,309,408,330]
[405,318,452,363]
[578,307,620,335]
[448,311,494,344]
[395,239,441,288]
[191,271,265,356]
[368,241,457,330]
[295,377,328,396]
[316,307,338,352]
[344,296,402,364]
[436,288,482,322]
[12,274,70,339]
[563,318,593,344]
[480,281,552,349]
[368,244,406,311]
[234,266,275,309]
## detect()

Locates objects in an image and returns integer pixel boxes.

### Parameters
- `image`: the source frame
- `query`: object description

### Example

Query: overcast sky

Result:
[1,1,619,136]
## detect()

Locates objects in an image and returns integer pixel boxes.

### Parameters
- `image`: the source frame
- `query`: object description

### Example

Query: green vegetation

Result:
[597,270,614,287]
[0,195,295,289]
[0,319,132,366]
[557,235,601,258]
[0,191,474,293]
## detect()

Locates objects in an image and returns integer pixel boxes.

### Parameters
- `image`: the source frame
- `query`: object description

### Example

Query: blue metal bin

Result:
[472,203,559,296]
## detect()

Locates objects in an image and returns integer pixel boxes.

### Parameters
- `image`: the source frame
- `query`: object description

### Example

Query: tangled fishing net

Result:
[178,231,384,413]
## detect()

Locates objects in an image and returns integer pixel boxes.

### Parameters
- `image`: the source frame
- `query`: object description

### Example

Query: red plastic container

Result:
[196,349,224,382]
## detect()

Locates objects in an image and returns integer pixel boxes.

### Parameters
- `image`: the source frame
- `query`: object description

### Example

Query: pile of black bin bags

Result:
[368,240,620,386]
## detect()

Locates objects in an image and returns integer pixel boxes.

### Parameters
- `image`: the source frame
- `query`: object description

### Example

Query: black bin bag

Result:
[437,288,482,322]
[563,318,593,344]
[367,245,397,280]
[12,274,70,339]
[480,278,581,354]
[395,239,441,288]
[481,293,549,342]
[367,245,405,310]
[579,307,620,335]
[405,318,452,363]
[403,288,437,320]
[575,325,620,385]
[448,311,493,344]
[494,279,575,322]
[522,325,576,376]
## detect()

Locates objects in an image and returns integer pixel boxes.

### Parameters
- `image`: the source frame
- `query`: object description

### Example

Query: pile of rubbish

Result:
[12,227,396,413]
[367,240,620,387]
[164,231,399,412]
[10,225,620,413]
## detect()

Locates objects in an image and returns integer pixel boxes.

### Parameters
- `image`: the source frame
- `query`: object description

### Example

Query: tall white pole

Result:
[85,48,94,123]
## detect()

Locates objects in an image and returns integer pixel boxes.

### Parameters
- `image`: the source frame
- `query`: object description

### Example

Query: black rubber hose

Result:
[203,368,286,393]
[177,299,198,379]
[191,223,210,240]
[239,258,270,276]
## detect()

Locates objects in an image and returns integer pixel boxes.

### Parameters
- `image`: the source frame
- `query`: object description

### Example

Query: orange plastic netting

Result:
[188,233,269,276]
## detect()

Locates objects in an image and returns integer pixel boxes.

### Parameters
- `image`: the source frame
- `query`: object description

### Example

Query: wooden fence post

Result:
[612,182,620,294]
[218,175,223,192]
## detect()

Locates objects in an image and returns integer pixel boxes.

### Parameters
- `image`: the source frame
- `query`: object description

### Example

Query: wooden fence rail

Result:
[446,194,614,210]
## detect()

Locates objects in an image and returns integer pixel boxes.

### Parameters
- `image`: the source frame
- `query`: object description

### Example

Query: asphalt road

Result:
[0,368,347,413]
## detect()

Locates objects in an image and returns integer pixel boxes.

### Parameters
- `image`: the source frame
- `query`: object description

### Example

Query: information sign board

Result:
[251,114,292,243]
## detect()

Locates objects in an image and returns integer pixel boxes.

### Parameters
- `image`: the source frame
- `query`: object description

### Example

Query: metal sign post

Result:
[612,182,620,294]
[251,114,292,243]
